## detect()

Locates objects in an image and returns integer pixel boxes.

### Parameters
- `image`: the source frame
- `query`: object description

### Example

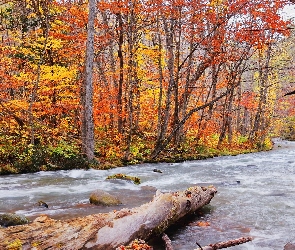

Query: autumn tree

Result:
[0,0,293,173]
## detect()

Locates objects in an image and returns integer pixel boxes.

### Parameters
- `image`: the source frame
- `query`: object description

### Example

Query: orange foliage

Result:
[0,0,292,167]
[197,221,211,227]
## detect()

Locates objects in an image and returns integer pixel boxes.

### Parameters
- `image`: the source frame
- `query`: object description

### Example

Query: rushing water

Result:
[1,139,295,249]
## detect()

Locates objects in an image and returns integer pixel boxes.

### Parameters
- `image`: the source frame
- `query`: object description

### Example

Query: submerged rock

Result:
[106,173,141,184]
[140,185,157,192]
[38,200,49,208]
[0,213,29,227]
[89,190,121,206]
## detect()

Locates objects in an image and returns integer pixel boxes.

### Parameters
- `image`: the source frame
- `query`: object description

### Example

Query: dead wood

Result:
[162,233,173,250]
[0,185,216,250]
[195,236,253,250]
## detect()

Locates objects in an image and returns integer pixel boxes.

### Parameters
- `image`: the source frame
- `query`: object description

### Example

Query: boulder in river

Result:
[89,190,121,206]
[38,200,49,208]
[284,242,295,250]
[106,173,141,184]
[0,213,29,227]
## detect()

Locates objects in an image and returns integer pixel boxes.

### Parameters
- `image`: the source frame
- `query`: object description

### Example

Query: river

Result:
[1,139,295,249]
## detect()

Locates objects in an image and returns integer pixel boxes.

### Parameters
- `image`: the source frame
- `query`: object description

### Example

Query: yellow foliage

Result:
[8,99,30,110]
[46,38,64,50]
[27,12,37,19]
[40,65,77,82]
[208,0,228,12]
[210,0,224,6]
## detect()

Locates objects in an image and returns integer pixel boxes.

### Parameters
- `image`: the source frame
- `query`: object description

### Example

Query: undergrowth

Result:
[0,134,273,175]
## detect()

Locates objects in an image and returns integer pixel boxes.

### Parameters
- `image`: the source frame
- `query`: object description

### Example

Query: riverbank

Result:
[0,136,273,175]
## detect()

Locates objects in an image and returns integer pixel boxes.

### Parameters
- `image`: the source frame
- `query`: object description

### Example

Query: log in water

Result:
[0,186,216,250]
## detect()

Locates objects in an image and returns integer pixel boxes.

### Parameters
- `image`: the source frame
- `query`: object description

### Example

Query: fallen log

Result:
[0,185,217,250]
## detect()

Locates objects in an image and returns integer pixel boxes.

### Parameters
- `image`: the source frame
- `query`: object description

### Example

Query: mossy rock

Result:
[106,173,141,185]
[89,190,121,206]
[0,213,29,227]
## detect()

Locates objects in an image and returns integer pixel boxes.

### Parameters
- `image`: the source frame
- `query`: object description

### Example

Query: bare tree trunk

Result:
[173,8,182,145]
[178,30,194,140]
[81,0,96,161]
[153,16,175,154]
[218,87,234,147]
[249,43,272,145]
[235,84,242,134]
[0,186,217,250]
[155,14,165,145]
[116,12,124,134]
[195,63,221,143]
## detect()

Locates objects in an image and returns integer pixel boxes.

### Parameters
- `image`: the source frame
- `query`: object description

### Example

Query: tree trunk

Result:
[116,12,124,134]
[81,0,96,161]
[249,43,272,144]
[0,186,217,250]
[154,16,175,153]
[151,85,236,158]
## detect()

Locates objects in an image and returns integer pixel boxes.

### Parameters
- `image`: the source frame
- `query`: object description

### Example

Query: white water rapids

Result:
[1,139,295,249]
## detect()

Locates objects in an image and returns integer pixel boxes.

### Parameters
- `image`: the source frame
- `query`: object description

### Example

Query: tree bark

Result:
[116,12,124,134]
[0,186,217,250]
[249,43,272,144]
[162,233,174,250]
[81,0,96,161]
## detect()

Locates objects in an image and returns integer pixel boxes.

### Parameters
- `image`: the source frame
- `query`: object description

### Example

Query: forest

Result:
[0,0,295,174]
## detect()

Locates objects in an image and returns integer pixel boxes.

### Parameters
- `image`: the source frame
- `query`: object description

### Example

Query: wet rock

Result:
[38,200,49,208]
[89,190,121,206]
[0,213,29,227]
[106,173,141,184]
[153,169,163,173]
[284,242,295,250]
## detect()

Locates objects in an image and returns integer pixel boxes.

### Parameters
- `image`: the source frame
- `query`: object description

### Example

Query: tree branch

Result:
[195,237,253,250]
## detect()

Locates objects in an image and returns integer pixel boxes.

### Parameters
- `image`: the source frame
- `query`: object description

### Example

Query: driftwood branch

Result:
[0,186,217,250]
[162,233,174,250]
[161,233,252,250]
[284,90,295,96]
[195,237,253,250]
